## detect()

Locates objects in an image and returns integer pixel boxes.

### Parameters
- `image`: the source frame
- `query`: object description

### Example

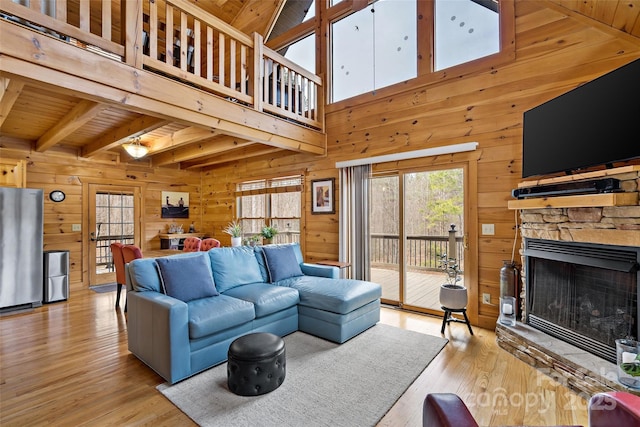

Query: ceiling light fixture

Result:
[122,136,149,159]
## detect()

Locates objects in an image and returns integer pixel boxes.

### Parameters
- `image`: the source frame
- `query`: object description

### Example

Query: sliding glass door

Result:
[370,175,400,301]
[403,168,464,311]
[369,165,466,314]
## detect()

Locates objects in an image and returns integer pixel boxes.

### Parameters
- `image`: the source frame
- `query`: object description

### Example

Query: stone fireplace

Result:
[524,238,639,363]
[496,167,640,395]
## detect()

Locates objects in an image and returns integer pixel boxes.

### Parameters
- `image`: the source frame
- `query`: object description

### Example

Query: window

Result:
[434,0,500,71]
[237,176,303,244]
[331,0,417,102]
[95,192,134,273]
[278,33,316,75]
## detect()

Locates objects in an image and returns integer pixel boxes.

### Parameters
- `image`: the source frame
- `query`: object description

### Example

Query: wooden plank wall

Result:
[202,1,640,328]
[0,139,201,292]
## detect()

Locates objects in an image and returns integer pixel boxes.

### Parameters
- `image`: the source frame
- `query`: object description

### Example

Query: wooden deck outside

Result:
[371,267,465,312]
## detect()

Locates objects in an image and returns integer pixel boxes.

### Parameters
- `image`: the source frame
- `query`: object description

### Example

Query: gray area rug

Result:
[157,323,448,427]
[90,283,117,293]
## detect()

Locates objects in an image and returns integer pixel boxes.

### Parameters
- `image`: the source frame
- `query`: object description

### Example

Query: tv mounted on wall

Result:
[522,58,640,179]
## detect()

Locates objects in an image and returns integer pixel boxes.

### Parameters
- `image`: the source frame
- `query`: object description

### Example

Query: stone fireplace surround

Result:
[496,167,640,396]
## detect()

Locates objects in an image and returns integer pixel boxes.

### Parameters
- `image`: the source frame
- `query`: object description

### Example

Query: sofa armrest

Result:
[301,263,340,279]
[127,291,191,384]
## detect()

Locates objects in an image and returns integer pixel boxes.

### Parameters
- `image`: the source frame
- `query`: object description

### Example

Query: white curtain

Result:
[339,164,371,280]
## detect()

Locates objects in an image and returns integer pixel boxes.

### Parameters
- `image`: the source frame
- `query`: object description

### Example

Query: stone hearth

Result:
[495,322,634,396]
[497,166,640,395]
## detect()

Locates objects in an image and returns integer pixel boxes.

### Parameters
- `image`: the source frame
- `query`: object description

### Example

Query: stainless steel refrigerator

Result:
[0,187,44,310]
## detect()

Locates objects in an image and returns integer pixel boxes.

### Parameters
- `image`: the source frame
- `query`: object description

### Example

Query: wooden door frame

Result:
[82,180,146,287]
[371,150,480,324]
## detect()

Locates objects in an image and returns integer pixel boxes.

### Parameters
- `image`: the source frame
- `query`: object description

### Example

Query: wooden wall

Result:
[0,138,201,292]
[202,1,640,328]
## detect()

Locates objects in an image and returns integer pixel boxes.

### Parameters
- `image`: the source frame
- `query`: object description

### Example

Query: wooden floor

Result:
[372,268,448,310]
[0,288,589,427]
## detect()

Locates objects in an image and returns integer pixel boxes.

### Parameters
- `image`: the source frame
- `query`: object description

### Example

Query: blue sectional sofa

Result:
[125,243,382,384]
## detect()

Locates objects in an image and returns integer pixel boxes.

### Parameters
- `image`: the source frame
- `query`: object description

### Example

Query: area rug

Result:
[157,323,448,427]
[89,283,117,293]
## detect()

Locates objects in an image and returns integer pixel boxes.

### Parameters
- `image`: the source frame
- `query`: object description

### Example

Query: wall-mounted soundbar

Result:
[512,178,621,199]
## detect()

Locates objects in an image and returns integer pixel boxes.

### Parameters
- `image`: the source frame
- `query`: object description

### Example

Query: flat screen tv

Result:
[522,58,640,178]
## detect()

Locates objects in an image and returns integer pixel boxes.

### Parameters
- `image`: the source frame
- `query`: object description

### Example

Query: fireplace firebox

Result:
[524,238,639,363]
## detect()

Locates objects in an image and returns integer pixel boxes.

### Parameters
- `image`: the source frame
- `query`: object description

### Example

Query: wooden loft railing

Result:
[0,0,324,131]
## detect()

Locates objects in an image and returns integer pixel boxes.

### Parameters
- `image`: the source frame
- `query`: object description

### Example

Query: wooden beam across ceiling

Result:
[152,135,254,166]
[81,115,170,157]
[0,78,24,127]
[148,126,218,154]
[36,99,105,152]
[182,143,283,169]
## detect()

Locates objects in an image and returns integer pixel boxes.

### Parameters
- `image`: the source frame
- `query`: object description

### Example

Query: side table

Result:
[316,260,351,278]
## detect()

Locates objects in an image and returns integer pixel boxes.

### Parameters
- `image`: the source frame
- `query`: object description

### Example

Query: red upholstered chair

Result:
[200,238,221,251]
[122,244,143,263]
[423,393,479,427]
[423,393,585,427]
[589,391,640,427]
[109,242,126,310]
[183,236,202,252]
[121,245,143,312]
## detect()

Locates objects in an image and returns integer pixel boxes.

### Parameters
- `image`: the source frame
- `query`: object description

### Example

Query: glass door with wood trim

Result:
[370,165,467,314]
[88,184,141,286]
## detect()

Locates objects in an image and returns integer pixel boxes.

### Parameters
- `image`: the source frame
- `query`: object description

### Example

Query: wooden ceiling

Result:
[1,0,639,170]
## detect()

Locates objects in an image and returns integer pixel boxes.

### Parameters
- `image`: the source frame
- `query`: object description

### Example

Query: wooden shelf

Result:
[518,165,640,189]
[508,192,638,210]
[158,233,205,239]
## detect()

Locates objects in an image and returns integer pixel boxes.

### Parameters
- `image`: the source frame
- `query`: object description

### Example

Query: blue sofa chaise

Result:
[125,243,382,384]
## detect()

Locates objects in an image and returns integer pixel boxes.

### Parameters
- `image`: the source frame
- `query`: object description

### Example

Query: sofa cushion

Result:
[156,253,218,302]
[255,244,304,282]
[128,258,162,292]
[208,247,264,293]
[223,283,300,317]
[276,275,382,314]
[262,245,303,283]
[187,295,255,339]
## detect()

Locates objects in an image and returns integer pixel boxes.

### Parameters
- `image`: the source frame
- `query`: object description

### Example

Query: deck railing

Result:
[371,234,465,272]
[1,0,323,131]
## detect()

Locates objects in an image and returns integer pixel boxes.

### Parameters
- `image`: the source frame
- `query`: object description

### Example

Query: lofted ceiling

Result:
[1,0,639,170]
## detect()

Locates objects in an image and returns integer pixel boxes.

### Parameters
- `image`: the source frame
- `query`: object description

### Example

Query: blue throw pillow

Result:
[156,253,219,302]
[208,247,264,292]
[262,245,303,283]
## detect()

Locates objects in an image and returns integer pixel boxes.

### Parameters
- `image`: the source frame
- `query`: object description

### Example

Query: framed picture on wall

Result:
[161,191,189,218]
[311,178,335,214]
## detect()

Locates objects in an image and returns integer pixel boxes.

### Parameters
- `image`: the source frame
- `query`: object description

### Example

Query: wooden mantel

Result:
[508,165,640,210]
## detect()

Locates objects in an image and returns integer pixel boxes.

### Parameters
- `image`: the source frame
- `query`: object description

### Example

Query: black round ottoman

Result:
[227,332,286,396]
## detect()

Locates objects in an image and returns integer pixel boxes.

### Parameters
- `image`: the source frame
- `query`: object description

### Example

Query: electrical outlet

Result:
[482,293,491,304]
[72,224,81,232]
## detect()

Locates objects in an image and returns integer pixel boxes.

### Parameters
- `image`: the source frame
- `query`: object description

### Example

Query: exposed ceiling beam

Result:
[82,115,170,157]
[182,144,283,169]
[36,99,105,152]
[0,78,24,127]
[148,126,218,154]
[152,135,254,166]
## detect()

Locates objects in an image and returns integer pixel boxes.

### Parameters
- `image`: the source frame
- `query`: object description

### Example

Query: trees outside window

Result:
[237,176,302,244]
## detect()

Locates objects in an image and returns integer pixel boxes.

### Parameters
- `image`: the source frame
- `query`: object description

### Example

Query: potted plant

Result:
[245,235,261,247]
[260,224,278,245]
[223,220,242,247]
[438,254,467,310]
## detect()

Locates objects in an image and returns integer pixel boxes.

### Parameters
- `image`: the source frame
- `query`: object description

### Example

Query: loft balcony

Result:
[0,0,326,167]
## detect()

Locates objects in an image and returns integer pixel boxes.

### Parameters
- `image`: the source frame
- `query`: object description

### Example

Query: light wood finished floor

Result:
[0,288,589,426]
